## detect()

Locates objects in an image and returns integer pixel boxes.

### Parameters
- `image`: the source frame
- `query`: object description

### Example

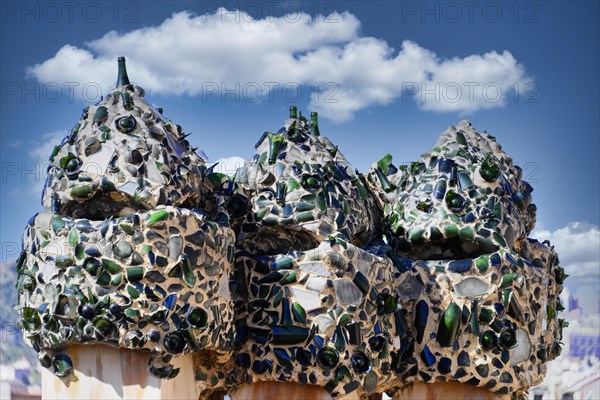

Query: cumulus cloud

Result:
[27,130,66,194]
[7,139,23,148]
[27,9,530,121]
[534,222,600,314]
[535,222,600,280]
[210,156,246,176]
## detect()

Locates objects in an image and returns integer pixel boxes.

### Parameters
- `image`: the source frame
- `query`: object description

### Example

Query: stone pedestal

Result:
[41,345,197,400]
[392,382,499,400]
[228,383,387,400]
[230,382,333,400]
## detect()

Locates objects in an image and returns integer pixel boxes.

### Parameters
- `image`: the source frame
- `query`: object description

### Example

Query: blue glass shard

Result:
[163,294,176,310]
[448,259,472,273]
[505,253,518,266]
[490,253,501,266]
[439,357,452,374]
[374,321,382,335]
[415,300,429,343]
[420,345,436,366]
[313,335,324,348]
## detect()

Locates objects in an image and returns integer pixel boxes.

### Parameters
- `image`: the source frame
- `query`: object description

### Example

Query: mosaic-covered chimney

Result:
[16,58,566,399]
[17,57,236,378]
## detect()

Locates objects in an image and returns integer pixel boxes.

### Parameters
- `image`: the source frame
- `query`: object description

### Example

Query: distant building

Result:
[0,364,15,382]
[529,313,600,400]
[561,372,600,400]
[570,334,600,359]
[0,359,40,400]
[569,294,580,312]
[0,381,11,400]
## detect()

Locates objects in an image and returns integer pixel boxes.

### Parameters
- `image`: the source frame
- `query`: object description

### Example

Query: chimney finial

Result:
[116,56,130,87]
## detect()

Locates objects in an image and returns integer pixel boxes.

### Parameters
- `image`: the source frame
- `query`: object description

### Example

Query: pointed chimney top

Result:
[116,56,130,87]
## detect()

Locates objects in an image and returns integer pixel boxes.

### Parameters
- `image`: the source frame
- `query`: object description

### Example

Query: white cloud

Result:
[28,130,66,195]
[559,285,571,310]
[535,222,600,279]
[7,139,23,148]
[210,156,246,176]
[534,222,600,314]
[30,131,65,167]
[27,9,530,121]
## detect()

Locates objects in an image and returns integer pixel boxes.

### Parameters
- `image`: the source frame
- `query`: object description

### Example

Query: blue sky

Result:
[1,1,598,312]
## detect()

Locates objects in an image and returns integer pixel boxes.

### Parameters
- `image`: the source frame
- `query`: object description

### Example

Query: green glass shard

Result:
[147,209,169,225]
